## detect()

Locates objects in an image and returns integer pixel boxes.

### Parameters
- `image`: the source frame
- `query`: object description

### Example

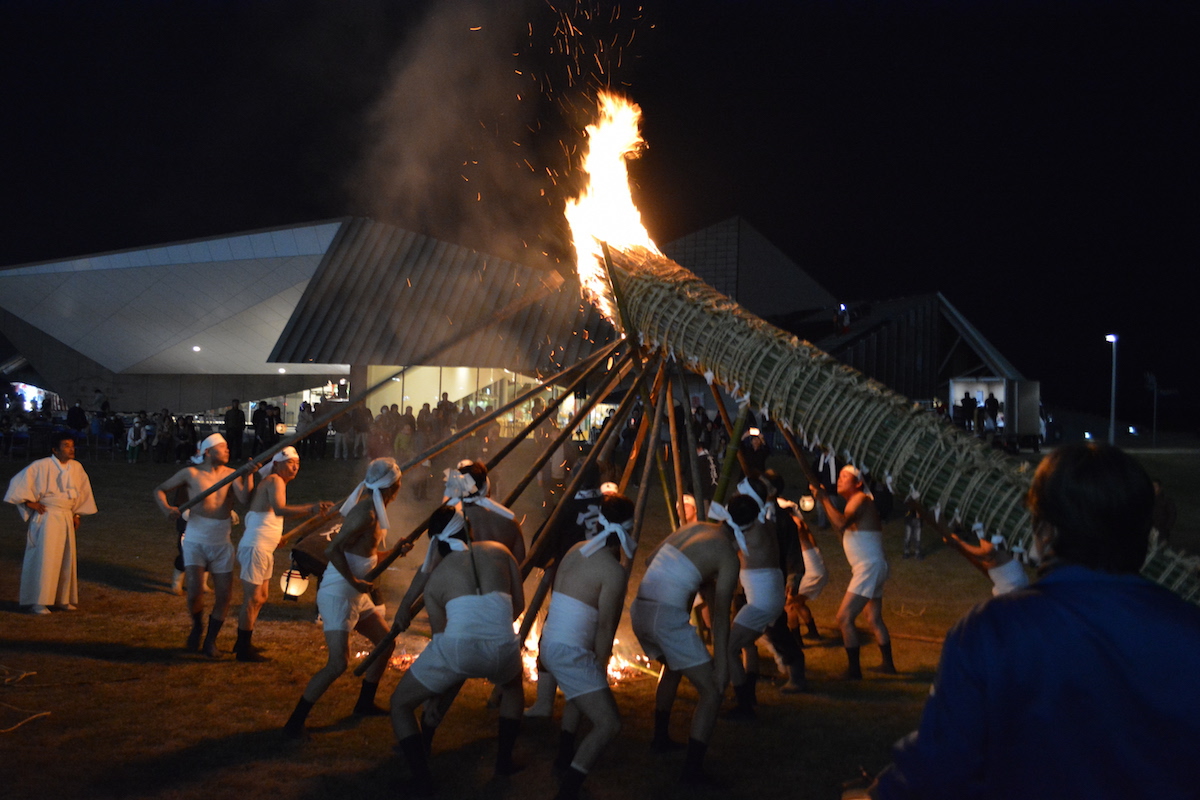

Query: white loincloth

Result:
[733,568,786,632]
[318,552,382,632]
[408,592,521,693]
[797,546,829,599]
[843,529,888,599]
[540,593,608,700]
[238,510,283,584]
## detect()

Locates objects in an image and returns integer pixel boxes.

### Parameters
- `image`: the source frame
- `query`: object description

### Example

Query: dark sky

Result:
[1,0,1195,424]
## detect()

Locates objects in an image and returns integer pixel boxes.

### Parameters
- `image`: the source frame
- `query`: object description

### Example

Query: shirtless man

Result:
[542,494,635,800]
[630,511,740,784]
[709,478,784,718]
[235,446,332,662]
[390,505,525,797]
[812,465,894,679]
[154,433,251,657]
[787,509,829,641]
[283,458,403,738]
[444,460,526,563]
[934,512,1030,597]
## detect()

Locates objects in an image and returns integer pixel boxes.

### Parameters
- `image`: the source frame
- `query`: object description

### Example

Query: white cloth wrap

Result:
[191,433,226,464]
[317,552,381,631]
[340,468,400,530]
[257,446,299,478]
[988,558,1030,596]
[797,546,829,599]
[238,510,284,584]
[843,529,888,599]
[736,477,771,523]
[183,515,233,546]
[408,592,521,693]
[734,567,786,632]
[637,543,702,609]
[706,502,750,555]
[540,593,609,700]
[579,512,635,559]
[444,469,515,519]
[421,509,469,572]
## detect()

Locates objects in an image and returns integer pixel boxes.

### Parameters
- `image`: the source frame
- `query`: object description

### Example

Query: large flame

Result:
[565,91,663,323]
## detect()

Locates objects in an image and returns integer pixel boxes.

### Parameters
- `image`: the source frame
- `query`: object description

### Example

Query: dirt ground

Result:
[0,440,1193,799]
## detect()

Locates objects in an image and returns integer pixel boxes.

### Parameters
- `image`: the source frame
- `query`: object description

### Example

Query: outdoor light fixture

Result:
[280,567,310,600]
[278,368,286,374]
[799,495,816,512]
[1084,432,1093,440]
[192,345,201,352]
[1106,334,1118,445]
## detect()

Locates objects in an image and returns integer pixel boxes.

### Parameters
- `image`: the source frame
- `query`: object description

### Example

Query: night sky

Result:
[1,0,1194,426]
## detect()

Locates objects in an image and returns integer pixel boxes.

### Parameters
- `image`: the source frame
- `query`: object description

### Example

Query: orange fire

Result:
[565,90,663,323]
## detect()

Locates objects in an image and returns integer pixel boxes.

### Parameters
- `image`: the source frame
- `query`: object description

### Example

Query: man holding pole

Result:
[234,446,333,662]
[630,510,740,784]
[543,493,635,800]
[390,505,525,796]
[444,460,526,563]
[812,464,894,679]
[154,434,252,657]
[283,458,402,737]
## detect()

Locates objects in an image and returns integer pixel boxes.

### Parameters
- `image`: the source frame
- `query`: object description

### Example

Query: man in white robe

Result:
[5,432,97,613]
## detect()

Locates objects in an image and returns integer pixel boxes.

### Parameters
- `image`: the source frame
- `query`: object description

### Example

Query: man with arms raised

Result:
[154,434,251,657]
[542,493,635,800]
[630,499,740,784]
[868,443,1200,799]
[390,505,525,797]
[234,446,333,662]
[812,464,894,679]
[283,458,404,737]
[5,432,97,614]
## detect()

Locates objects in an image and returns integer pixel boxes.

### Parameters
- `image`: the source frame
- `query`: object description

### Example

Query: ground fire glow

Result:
[564,90,662,323]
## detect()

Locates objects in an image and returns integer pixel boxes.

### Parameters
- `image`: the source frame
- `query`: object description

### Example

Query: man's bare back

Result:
[423,540,524,634]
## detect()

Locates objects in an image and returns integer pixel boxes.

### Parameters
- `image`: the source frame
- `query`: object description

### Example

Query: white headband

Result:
[600,482,619,496]
[258,446,299,478]
[191,433,226,464]
[736,477,772,523]
[707,501,750,555]
[340,461,401,529]
[580,512,635,559]
[444,468,515,520]
[422,508,469,571]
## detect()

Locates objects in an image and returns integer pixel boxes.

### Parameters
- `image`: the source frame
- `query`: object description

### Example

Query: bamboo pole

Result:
[363,346,626,583]
[396,340,622,473]
[667,367,686,527]
[776,422,822,488]
[179,274,569,512]
[275,507,341,550]
[710,403,750,512]
[675,364,706,518]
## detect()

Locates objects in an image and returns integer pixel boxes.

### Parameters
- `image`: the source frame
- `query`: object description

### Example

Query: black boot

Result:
[804,620,822,640]
[397,733,436,797]
[353,679,387,715]
[186,612,203,651]
[202,616,224,659]
[725,680,756,720]
[283,697,314,739]
[879,642,897,674]
[651,709,682,752]
[235,628,269,662]
[681,737,709,785]
[843,646,863,680]
[495,716,522,775]
[555,765,588,800]
[554,729,577,770]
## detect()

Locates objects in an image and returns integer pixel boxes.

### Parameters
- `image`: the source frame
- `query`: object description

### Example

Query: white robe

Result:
[4,455,97,606]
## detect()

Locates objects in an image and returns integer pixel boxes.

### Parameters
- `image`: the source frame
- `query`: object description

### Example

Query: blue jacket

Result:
[876,564,1200,800]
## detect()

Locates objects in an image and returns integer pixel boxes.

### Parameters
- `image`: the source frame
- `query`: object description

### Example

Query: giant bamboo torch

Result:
[566,91,1035,552]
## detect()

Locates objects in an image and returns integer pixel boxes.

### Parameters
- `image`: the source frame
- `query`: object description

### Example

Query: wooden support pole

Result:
[710,402,751,512]
[776,422,823,488]
[665,367,686,525]
[675,364,706,519]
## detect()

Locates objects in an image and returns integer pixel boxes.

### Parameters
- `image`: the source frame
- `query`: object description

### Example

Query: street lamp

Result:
[1106,334,1118,445]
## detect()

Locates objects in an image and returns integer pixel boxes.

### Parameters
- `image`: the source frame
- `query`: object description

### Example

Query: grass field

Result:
[1,439,1195,799]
